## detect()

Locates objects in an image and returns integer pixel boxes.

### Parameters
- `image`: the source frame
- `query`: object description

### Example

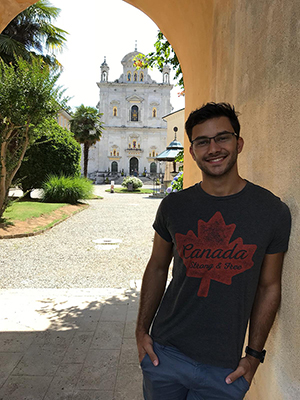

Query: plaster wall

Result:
[210,2,300,398]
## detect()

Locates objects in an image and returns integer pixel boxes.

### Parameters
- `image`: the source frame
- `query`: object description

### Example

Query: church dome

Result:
[121,51,144,65]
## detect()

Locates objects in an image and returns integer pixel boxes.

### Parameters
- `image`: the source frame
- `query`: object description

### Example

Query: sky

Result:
[51,0,185,113]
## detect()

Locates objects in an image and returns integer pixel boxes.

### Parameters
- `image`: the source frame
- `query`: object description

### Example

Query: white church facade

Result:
[86,49,173,180]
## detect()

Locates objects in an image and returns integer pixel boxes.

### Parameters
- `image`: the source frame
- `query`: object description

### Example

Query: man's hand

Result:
[136,332,159,366]
[225,355,260,386]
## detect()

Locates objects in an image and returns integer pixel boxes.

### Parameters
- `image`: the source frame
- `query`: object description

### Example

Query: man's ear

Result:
[237,137,244,154]
[189,145,196,160]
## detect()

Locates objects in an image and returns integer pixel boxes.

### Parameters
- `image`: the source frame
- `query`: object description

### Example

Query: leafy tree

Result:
[0,0,67,67]
[134,31,184,91]
[14,119,81,196]
[70,105,104,178]
[0,57,63,218]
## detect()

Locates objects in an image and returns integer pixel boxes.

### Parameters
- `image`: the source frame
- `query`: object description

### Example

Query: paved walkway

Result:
[0,185,161,400]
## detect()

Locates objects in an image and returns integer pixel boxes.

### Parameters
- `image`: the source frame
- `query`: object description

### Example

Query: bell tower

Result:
[162,64,171,84]
[100,56,109,82]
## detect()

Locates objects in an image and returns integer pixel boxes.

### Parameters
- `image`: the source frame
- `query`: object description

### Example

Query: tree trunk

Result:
[83,142,89,178]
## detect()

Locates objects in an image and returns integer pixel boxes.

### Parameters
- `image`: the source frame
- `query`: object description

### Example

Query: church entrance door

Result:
[130,157,139,176]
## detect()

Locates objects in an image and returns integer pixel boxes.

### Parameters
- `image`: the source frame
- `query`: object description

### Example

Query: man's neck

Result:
[200,173,246,197]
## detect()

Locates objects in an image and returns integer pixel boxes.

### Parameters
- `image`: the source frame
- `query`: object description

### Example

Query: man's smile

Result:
[205,155,228,164]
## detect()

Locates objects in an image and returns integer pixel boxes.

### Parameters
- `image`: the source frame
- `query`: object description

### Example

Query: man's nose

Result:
[207,138,221,153]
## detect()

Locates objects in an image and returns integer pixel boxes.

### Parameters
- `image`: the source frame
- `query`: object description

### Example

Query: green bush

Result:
[42,175,93,204]
[122,176,143,190]
[14,119,81,194]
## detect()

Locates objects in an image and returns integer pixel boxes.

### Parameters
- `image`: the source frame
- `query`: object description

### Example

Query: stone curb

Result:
[0,203,89,240]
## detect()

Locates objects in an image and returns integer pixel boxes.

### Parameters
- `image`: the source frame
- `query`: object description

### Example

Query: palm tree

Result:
[0,0,67,67]
[70,105,104,178]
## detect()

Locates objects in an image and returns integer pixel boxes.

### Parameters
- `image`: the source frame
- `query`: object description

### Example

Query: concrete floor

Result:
[0,285,142,400]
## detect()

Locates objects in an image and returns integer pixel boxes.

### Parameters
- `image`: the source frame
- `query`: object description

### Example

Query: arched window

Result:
[127,72,131,81]
[152,108,157,118]
[150,162,157,173]
[134,72,138,81]
[131,105,138,121]
[152,150,155,157]
[163,73,169,83]
[113,149,116,156]
[102,71,107,81]
[113,107,117,117]
[140,72,144,82]
[133,140,137,148]
[111,161,118,173]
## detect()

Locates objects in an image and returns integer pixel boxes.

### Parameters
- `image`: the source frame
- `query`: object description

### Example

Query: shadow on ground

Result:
[0,288,143,400]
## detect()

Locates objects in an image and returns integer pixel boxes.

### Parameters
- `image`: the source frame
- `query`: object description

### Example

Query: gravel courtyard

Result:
[0,185,162,289]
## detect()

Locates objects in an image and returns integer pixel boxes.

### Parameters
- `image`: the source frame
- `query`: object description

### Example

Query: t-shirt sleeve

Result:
[153,197,173,242]
[266,201,291,254]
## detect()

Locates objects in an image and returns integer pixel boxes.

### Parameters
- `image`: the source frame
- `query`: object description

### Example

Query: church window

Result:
[113,149,116,156]
[152,108,157,118]
[152,150,155,157]
[134,72,138,81]
[129,144,131,148]
[113,107,117,117]
[102,71,107,81]
[127,71,131,81]
[133,140,137,148]
[149,152,151,157]
[164,73,169,83]
[117,152,119,156]
[140,72,144,82]
[131,105,138,121]
[138,144,140,149]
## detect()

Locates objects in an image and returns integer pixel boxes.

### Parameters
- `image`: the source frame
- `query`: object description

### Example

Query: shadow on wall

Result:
[0,288,142,399]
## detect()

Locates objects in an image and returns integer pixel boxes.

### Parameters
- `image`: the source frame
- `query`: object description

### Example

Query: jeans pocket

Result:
[239,376,250,392]
[140,353,149,368]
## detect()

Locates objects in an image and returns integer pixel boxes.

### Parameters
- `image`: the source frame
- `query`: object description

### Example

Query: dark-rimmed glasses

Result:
[190,132,238,148]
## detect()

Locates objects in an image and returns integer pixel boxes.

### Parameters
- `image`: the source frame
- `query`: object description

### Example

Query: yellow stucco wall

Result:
[1,0,299,398]
[210,2,300,399]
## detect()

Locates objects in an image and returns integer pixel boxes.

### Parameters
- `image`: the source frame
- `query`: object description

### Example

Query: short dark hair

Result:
[185,102,240,142]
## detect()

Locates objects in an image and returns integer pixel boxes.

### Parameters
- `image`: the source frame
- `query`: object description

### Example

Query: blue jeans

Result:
[141,342,249,400]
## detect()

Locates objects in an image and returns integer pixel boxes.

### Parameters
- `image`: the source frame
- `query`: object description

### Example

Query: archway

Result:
[129,157,138,175]
[111,161,118,173]
[150,162,157,174]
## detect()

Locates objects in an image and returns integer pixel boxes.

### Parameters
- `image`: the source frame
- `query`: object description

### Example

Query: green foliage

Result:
[14,119,81,193]
[42,175,93,204]
[70,105,103,144]
[166,171,183,194]
[0,56,64,218]
[70,104,104,177]
[134,31,183,90]
[122,176,143,190]
[175,150,184,171]
[0,0,68,67]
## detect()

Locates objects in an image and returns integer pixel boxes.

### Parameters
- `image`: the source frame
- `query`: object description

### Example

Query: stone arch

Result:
[129,157,138,175]
[111,161,118,173]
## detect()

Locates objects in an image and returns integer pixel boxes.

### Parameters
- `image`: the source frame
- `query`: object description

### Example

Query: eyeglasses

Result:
[190,132,238,148]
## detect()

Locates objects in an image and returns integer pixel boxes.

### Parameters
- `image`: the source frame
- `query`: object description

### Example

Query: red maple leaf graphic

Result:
[175,212,257,297]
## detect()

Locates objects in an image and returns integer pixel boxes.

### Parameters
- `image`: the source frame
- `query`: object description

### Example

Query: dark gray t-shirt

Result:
[151,181,291,369]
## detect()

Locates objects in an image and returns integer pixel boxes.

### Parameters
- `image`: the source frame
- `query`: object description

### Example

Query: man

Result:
[136,103,291,400]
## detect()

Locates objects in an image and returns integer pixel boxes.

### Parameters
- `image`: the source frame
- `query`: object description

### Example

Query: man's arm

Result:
[136,232,173,366]
[226,252,285,385]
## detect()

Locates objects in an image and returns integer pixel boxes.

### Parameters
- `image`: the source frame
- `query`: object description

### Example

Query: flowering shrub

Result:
[122,176,143,190]
[166,171,183,194]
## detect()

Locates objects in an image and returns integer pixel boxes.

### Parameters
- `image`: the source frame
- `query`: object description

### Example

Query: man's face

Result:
[189,116,244,178]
